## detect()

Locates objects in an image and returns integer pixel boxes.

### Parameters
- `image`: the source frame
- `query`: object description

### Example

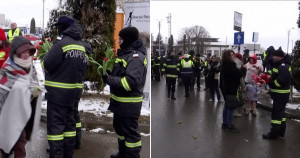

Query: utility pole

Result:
[43,0,45,33]
[167,13,172,37]
[158,21,161,56]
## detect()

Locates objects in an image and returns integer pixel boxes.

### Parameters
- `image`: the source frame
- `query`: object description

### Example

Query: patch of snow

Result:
[99,85,110,95]
[140,133,150,137]
[292,119,300,123]
[89,128,105,133]
[286,103,300,110]
[107,130,114,134]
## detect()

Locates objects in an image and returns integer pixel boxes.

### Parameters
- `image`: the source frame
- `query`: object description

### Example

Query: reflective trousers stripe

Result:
[76,122,82,128]
[121,77,131,91]
[64,131,76,137]
[110,94,143,103]
[45,80,83,89]
[282,118,286,122]
[118,135,125,140]
[271,120,282,124]
[270,89,290,93]
[125,140,142,148]
[47,134,64,141]
[166,74,178,78]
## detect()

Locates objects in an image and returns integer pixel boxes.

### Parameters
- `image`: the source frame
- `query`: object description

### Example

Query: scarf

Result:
[13,55,32,69]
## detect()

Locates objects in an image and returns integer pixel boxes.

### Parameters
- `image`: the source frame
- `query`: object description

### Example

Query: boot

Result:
[263,132,278,140]
[263,124,280,140]
[110,152,122,158]
[279,121,286,138]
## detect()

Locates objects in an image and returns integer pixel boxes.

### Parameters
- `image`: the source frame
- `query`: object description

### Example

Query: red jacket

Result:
[0,46,10,68]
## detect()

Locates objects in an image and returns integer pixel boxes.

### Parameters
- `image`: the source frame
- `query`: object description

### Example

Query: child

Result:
[245,74,261,116]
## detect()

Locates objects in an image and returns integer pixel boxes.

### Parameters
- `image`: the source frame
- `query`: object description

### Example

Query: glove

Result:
[102,75,108,84]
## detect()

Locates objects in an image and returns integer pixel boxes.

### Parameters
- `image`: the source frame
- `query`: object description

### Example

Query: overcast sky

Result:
[151,1,300,53]
[1,0,59,28]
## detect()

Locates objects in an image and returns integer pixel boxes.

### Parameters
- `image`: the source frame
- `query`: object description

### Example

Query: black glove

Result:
[102,75,108,84]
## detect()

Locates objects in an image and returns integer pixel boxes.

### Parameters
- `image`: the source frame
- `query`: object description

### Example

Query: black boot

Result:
[111,152,122,158]
[263,132,278,140]
[279,121,286,138]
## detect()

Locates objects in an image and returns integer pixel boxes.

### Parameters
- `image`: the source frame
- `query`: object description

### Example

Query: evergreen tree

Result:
[168,34,174,52]
[44,0,116,90]
[292,40,300,91]
[30,18,36,34]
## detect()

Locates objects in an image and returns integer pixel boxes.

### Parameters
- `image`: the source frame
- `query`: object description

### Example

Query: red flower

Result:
[33,57,37,61]
[35,45,40,49]
[46,38,51,42]
[38,41,44,45]
[104,57,108,62]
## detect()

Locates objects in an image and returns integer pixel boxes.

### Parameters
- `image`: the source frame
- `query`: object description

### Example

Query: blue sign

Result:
[23,28,27,34]
[234,32,244,45]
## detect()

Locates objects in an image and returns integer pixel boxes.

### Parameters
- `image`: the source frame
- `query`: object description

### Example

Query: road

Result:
[25,122,150,158]
[151,78,300,158]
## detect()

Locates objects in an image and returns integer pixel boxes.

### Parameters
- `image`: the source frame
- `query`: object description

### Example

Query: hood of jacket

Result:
[117,39,146,56]
[61,23,83,40]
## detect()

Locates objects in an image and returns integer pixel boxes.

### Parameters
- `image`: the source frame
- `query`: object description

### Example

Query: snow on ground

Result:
[292,119,300,123]
[286,103,300,110]
[140,133,150,137]
[89,128,105,133]
[35,62,150,117]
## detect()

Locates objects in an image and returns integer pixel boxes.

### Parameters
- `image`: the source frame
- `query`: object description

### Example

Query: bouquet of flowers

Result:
[35,37,115,88]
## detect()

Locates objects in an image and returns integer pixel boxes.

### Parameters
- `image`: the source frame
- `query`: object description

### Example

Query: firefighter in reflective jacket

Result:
[162,50,179,100]
[180,54,194,97]
[43,16,89,157]
[153,51,161,81]
[263,47,291,140]
[102,27,147,158]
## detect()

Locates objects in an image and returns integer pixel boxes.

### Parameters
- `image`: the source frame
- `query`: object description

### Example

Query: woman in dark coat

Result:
[220,50,243,133]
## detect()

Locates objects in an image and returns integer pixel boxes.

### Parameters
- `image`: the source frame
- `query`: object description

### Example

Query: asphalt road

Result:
[25,122,150,158]
[151,78,300,158]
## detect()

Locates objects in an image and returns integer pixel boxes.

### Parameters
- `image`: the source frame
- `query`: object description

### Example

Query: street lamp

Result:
[287,27,294,53]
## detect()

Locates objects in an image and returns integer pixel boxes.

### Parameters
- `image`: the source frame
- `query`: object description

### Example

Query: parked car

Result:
[25,34,40,41]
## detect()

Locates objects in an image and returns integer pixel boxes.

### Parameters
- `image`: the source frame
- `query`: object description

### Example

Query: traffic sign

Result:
[23,28,27,34]
[234,32,244,45]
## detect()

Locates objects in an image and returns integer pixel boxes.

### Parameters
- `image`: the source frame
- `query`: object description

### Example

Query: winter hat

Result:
[119,27,139,49]
[55,15,76,34]
[267,46,275,54]
[248,54,257,64]
[10,36,36,61]
[235,53,243,61]
[184,54,189,59]
[273,47,285,57]
[0,28,6,41]
[244,49,249,54]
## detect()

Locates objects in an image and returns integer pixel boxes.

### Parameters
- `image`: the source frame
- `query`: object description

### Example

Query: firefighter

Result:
[162,50,180,100]
[193,53,204,91]
[102,27,147,158]
[180,54,194,97]
[263,47,291,140]
[153,51,161,81]
[43,15,89,157]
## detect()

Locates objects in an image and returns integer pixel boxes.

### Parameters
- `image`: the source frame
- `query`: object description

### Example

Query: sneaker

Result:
[224,126,240,133]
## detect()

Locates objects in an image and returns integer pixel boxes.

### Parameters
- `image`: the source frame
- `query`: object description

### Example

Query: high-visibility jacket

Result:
[162,56,180,78]
[180,58,194,77]
[43,23,89,106]
[267,55,291,94]
[107,39,147,117]
[0,47,9,67]
[8,28,21,42]
[263,51,267,61]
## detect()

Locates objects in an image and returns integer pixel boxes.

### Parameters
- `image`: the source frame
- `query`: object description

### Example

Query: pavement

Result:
[151,78,300,158]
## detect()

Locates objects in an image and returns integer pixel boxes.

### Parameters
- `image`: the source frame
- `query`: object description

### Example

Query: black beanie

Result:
[10,36,35,61]
[119,27,139,49]
[273,47,285,57]
[55,15,76,35]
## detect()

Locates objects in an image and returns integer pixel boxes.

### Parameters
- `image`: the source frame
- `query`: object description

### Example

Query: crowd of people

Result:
[0,16,147,158]
[152,46,292,139]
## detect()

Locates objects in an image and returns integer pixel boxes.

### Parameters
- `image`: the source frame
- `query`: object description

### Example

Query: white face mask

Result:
[13,55,32,69]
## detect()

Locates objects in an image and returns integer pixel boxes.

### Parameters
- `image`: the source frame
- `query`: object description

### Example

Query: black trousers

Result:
[182,76,193,96]
[270,93,289,137]
[194,72,201,89]
[166,78,176,98]
[47,101,76,158]
[74,99,82,148]
[153,66,160,81]
[113,114,141,158]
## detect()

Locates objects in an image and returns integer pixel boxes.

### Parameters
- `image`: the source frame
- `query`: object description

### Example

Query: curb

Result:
[257,103,300,120]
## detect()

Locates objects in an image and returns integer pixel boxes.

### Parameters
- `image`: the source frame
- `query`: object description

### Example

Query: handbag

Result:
[225,94,243,108]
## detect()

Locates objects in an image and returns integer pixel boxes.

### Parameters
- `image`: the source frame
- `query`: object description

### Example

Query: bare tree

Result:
[179,25,210,55]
